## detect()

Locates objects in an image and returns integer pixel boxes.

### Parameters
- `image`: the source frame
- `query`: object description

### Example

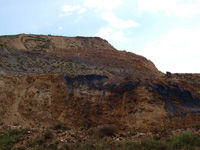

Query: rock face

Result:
[0,34,200,132]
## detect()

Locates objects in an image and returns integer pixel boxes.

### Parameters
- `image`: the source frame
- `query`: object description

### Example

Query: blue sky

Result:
[0,0,200,73]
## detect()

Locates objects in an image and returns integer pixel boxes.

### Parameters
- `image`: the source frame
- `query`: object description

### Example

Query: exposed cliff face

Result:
[0,73,199,132]
[0,74,167,132]
[0,34,200,133]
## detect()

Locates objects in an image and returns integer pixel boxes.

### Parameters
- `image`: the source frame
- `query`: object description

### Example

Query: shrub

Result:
[0,42,4,47]
[15,146,26,150]
[29,136,45,147]
[0,133,19,150]
[171,132,200,149]
[73,143,95,150]
[48,142,58,149]
[0,129,27,150]
[140,139,168,150]
[96,124,118,137]
[44,130,53,139]
[53,123,70,131]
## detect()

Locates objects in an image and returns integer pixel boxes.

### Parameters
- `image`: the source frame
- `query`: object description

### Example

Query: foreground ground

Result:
[0,124,200,150]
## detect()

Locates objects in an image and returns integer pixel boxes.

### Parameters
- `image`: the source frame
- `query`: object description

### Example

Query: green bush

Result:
[0,133,19,150]
[0,129,27,150]
[170,132,200,149]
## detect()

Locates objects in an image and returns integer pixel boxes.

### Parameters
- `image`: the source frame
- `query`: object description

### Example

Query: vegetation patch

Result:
[0,129,27,150]
[0,34,20,38]
[0,127,200,150]
[73,132,200,150]
[52,122,70,131]
[96,124,118,138]
[23,36,51,50]
[29,136,45,148]
[0,42,4,47]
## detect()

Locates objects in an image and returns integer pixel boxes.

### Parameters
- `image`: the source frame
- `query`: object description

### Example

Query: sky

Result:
[0,0,200,73]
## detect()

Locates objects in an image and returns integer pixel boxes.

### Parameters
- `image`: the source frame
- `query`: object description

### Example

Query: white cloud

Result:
[139,28,200,73]
[96,27,128,42]
[59,5,86,17]
[62,5,81,12]
[138,0,200,17]
[78,8,86,14]
[84,0,122,9]
[101,11,140,29]
[58,26,63,31]
[95,11,139,45]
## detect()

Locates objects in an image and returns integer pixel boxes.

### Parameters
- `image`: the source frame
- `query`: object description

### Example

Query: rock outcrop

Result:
[0,34,199,133]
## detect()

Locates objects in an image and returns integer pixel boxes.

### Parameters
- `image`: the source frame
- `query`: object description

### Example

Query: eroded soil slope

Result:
[0,34,200,133]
